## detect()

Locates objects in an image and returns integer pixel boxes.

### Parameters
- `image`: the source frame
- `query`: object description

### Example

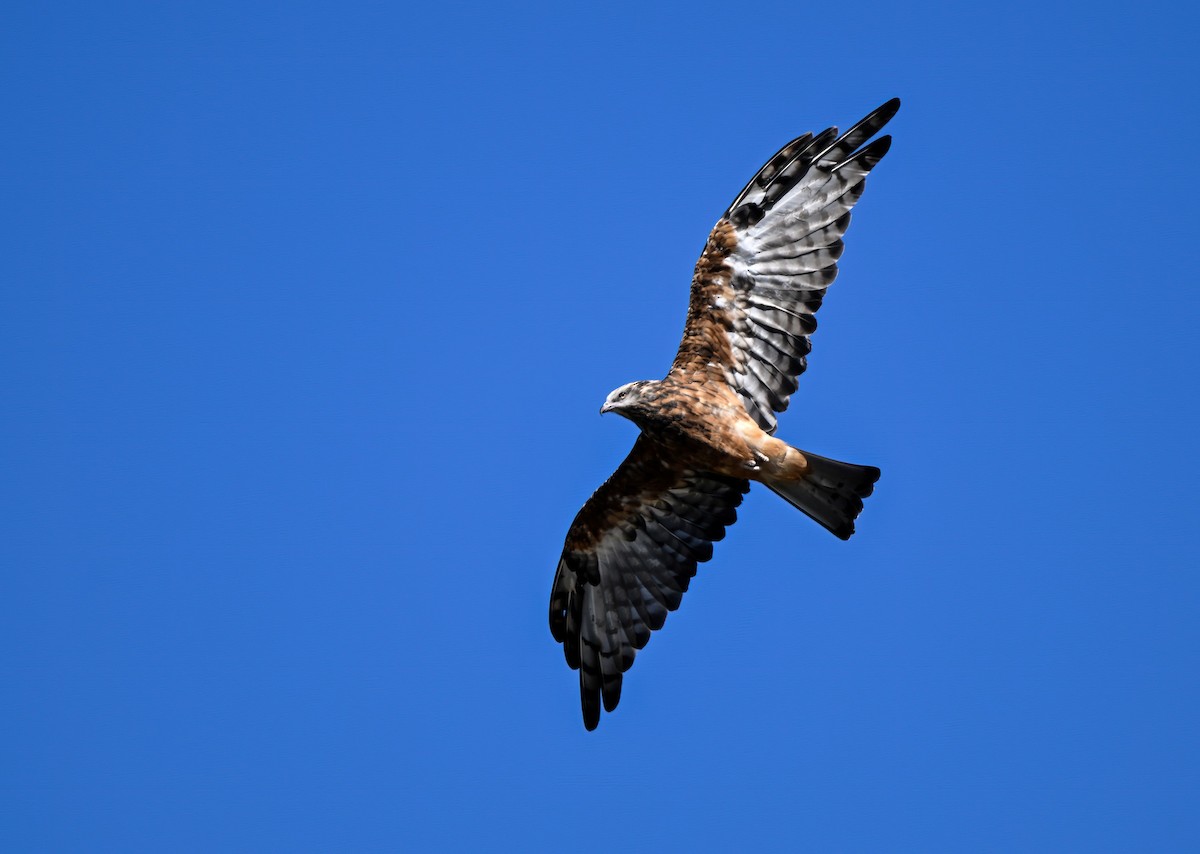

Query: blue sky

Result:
[3,1,1198,850]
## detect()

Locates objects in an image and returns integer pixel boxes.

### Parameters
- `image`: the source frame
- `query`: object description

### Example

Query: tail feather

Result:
[765,451,880,540]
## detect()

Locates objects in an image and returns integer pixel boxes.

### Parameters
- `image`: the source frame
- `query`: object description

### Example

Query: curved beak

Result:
[599,402,612,415]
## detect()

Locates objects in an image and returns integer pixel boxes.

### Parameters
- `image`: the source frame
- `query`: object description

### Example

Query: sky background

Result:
[3,1,1198,850]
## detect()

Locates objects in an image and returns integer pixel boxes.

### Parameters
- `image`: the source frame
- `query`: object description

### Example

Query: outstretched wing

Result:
[671,98,900,433]
[549,437,749,730]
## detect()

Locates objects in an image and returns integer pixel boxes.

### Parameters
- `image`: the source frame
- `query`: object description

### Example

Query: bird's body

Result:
[600,379,808,482]
[551,100,900,730]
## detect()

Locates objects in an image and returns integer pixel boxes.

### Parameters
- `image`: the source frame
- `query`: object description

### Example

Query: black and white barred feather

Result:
[718,98,899,433]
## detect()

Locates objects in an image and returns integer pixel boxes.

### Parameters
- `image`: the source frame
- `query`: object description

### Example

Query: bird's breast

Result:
[638,390,760,477]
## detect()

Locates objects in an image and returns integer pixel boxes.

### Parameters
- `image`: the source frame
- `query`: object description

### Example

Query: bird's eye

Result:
[618,391,628,400]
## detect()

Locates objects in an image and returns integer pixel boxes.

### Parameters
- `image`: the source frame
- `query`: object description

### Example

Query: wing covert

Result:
[549,436,749,730]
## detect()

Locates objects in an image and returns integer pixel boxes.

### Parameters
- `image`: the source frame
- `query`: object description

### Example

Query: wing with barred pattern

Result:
[549,437,748,730]
[671,98,899,433]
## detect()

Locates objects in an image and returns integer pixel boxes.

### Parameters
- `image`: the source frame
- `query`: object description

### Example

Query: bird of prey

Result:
[549,99,899,730]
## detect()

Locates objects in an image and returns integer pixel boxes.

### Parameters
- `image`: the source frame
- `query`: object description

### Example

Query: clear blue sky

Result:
[3,1,1198,850]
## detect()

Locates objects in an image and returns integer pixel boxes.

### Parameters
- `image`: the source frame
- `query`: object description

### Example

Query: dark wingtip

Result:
[581,692,600,731]
[878,97,901,121]
[602,680,622,713]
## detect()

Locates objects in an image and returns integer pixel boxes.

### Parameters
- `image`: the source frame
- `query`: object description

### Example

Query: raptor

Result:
[550,99,899,730]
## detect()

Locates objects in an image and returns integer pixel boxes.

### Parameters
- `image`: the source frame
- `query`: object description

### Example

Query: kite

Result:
[550,99,900,730]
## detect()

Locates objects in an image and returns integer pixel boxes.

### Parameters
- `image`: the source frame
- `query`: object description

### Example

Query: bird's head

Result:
[600,380,657,420]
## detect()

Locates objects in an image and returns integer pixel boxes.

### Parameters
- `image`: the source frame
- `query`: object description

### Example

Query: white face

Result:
[601,381,642,414]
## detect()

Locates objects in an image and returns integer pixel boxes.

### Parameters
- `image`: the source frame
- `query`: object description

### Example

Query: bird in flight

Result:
[549,99,899,730]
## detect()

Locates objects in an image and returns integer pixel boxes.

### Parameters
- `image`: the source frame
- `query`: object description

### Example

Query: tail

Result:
[764,451,880,540]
